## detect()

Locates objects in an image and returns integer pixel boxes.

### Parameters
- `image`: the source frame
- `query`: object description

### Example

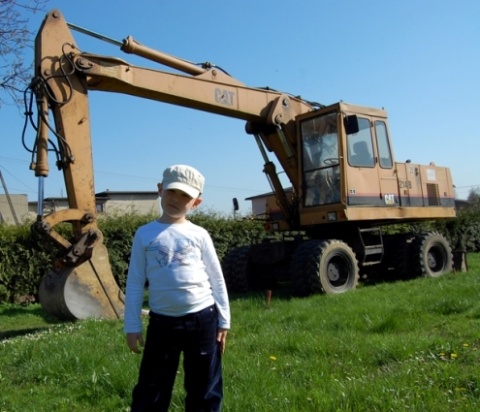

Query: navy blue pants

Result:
[130,305,223,412]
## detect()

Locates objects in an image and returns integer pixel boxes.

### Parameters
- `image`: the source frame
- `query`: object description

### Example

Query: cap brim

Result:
[163,181,200,198]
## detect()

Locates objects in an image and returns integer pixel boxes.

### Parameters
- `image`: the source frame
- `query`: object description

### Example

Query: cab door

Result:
[300,112,341,207]
[345,117,383,206]
[373,120,398,206]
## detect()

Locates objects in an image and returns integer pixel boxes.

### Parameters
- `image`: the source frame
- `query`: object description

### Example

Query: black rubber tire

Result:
[410,232,453,278]
[291,239,359,296]
[221,246,251,293]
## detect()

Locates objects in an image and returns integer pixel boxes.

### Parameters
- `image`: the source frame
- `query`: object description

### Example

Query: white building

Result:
[0,194,28,225]
[1,191,159,225]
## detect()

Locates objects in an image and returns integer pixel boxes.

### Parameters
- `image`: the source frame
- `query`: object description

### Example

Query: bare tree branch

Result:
[0,0,49,107]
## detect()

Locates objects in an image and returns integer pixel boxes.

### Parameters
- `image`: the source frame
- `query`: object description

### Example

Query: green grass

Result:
[1,254,480,411]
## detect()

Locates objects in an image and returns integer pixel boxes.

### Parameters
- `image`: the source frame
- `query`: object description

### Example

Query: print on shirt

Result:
[148,238,200,269]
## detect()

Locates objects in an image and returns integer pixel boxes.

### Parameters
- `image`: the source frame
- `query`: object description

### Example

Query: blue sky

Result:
[1,0,479,215]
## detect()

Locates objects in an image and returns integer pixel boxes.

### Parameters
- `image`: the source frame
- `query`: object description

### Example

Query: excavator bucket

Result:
[39,244,124,320]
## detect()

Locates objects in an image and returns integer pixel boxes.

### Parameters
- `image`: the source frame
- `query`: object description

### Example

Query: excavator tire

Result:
[410,232,453,278]
[39,244,125,320]
[221,246,252,293]
[291,239,359,296]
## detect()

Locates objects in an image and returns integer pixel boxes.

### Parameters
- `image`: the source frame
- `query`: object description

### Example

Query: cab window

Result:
[347,117,374,167]
[301,112,341,206]
[375,121,393,168]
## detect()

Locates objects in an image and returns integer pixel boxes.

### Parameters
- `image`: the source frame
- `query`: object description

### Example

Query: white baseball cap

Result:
[162,165,205,198]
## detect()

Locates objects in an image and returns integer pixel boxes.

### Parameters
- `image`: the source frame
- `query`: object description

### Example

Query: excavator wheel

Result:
[221,246,252,293]
[410,232,453,278]
[291,239,359,296]
[39,244,125,320]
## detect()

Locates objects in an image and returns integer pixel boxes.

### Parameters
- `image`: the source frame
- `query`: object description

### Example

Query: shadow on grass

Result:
[0,304,59,321]
[227,272,417,303]
[228,282,293,303]
[0,304,64,342]
[0,326,52,341]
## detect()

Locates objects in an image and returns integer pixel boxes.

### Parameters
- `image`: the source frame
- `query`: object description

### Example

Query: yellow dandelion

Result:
[450,353,458,359]
[269,355,277,361]
[463,343,470,348]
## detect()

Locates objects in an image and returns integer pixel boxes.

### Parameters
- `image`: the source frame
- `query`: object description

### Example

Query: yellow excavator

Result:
[29,10,456,320]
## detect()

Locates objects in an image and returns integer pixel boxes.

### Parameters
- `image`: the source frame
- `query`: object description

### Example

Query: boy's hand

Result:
[126,332,144,353]
[217,328,228,354]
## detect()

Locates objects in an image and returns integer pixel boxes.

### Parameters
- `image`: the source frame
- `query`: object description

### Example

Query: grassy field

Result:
[1,254,480,411]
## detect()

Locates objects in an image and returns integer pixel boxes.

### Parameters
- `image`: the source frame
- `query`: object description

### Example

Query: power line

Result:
[455,184,480,189]
[0,164,37,194]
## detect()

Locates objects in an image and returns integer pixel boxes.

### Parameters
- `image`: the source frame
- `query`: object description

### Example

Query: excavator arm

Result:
[31,9,314,319]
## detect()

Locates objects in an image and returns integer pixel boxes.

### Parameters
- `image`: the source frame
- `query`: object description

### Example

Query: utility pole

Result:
[0,169,20,225]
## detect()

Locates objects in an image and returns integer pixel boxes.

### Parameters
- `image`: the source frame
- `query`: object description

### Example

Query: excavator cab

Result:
[292,102,409,229]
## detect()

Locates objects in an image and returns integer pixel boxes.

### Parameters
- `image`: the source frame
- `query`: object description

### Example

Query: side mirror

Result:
[344,115,359,135]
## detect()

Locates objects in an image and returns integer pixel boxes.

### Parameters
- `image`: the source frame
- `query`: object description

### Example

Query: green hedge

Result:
[432,209,480,252]
[0,211,269,304]
[0,224,52,304]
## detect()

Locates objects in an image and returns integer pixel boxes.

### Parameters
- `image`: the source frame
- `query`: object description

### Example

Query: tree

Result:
[0,0,48,107]
[467,187,480,210]
[467,187,480,200]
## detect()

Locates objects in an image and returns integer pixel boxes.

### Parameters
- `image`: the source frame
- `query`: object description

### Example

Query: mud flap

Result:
[39,244,125,320]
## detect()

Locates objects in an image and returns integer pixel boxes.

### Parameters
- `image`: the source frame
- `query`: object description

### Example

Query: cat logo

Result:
[384,194,395,205]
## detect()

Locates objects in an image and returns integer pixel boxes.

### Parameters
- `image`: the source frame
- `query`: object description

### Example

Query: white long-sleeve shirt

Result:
[124,220,230,333]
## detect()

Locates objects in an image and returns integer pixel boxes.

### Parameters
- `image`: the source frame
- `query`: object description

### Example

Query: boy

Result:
[124,164,230,412]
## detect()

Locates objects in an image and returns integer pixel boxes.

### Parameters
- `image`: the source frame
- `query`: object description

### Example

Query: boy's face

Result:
[158,184,202,221]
